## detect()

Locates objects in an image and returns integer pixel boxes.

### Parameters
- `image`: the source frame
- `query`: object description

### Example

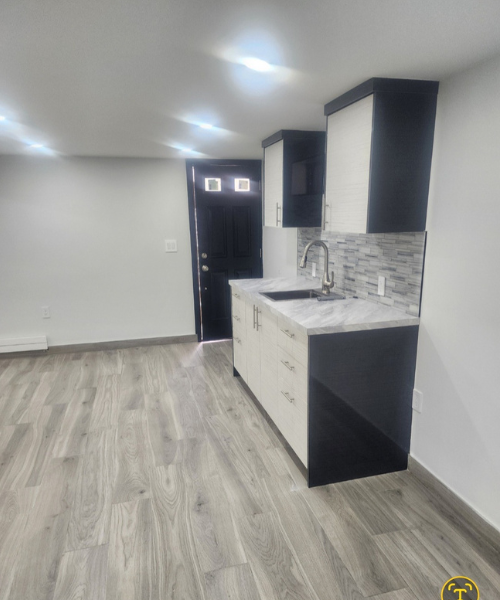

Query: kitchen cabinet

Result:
[323,78,439,234]
[263,130,325,228]
[231,286,419,487]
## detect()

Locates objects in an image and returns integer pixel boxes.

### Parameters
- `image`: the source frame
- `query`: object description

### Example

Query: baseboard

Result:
[0,336,48,354]
[408,456,500,554]
[0,334,198,358]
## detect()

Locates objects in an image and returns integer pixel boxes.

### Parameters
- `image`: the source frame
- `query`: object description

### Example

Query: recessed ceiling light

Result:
[199,123,213,130]
[242,57,273,72]
[0,116,5,122]
[30,143,44,149]
[181,148,194,153]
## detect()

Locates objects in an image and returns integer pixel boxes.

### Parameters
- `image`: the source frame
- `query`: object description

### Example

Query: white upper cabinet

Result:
[323,78,439,234]
[263,130,325,228]
[324,95,373,233]
[264,139,284,227]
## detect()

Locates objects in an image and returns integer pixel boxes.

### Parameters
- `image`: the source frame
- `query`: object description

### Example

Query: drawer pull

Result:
[280,328,295,339]
[234,315,241,322]
[280,360,295,371]
[281,391,294,403]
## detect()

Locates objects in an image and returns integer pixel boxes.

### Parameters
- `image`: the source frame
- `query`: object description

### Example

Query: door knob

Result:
[201,252,207,259]
[201,265,209,272]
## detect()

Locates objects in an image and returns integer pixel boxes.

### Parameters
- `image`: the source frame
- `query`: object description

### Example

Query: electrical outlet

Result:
[42,306,50,319]
[378,275,386,296]
[412,389,423,413]
[311,262,317,278]
[165,239,177,253]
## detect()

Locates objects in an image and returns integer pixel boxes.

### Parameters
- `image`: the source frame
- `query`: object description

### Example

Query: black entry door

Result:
[187,160,263,341]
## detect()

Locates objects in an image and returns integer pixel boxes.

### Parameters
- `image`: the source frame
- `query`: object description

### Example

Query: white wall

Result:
[0,156,195,346]
[412,54,500,531]
[263,226,298,278]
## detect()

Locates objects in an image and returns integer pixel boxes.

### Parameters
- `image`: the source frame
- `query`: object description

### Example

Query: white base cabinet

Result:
[231,289,308,466]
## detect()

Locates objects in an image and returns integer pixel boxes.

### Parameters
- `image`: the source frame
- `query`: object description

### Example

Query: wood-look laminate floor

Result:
[0,341,499,600]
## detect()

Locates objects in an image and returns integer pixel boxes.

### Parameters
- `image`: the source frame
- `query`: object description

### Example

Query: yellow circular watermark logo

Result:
[441,576,479,600]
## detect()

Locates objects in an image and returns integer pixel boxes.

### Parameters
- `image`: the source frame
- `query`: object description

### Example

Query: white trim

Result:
[0,336,48,353]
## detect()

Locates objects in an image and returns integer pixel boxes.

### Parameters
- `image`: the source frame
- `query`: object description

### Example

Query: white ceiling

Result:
[1,0,500,159]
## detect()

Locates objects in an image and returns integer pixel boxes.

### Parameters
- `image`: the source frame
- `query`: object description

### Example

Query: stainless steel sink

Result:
[260,289,345,301]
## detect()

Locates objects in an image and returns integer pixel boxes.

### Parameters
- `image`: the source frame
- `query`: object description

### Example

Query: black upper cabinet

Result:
[323,78,439,234]
[262,130,325,228]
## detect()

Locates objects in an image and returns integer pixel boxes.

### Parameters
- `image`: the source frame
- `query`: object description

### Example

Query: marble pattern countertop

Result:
[229,277,419,336]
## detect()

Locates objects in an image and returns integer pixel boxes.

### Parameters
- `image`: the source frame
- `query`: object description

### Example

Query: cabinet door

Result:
[245,301,261,399]
[259,305,279,424]
[264,140,284,227]
[232,324,247,383]
[324,95,373,233]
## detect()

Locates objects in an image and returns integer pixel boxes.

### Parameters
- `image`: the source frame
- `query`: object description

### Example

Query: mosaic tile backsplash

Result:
[297,229,426,316]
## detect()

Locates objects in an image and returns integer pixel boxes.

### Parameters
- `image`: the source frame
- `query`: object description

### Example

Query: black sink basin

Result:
[261,289,322,301]
[260,289,345,301]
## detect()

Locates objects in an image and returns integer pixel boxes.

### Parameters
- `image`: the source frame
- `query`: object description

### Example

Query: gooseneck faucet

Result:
[299,240,334,295]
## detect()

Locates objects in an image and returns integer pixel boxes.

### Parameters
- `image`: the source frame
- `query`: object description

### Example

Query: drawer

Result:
[276,387,308,466]
[231,293,245,323]
[232,319,245,344]
[277,347,308,403]
[277,318,308,367]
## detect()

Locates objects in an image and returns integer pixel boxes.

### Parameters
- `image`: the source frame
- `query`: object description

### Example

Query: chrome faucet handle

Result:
[321,271,334,294]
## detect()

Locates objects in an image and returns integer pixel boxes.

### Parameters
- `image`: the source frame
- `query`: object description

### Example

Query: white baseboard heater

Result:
[0,336,48,353]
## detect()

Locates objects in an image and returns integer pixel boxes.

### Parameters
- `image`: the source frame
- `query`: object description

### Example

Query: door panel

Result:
[208,206,228,258]
[187,160,263,341]
[232,206,252,258]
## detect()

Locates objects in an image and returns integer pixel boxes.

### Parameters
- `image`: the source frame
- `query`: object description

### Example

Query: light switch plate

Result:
[412,389,423,413]
[165,239,177,253]
[378,275,386,296]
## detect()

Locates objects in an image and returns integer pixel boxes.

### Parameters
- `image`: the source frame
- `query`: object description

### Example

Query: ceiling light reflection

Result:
[241,57,273,72]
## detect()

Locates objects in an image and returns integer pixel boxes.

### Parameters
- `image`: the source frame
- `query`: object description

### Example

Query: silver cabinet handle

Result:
[253,305,257,329]
[280,328,295,339]
[323,200,330,230]
[234,315,241,322]
[281,391,294,403]
[256,308,261,330]
[280,360,295,371]
[276,203,282,226]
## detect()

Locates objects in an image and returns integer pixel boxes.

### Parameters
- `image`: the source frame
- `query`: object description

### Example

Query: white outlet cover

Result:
[412,389,423,413]
[165,239,177,253]
[378,275,386,296]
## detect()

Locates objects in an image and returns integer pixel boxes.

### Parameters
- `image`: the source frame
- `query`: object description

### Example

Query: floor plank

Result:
[301,482,407,597]
[148,464,207,600]
[52,388,96,457]
[113,410,151,503]
[53,545,108,600]
[204,564,262,600]
[106,499,156,600]
[65,428,115,551]
[237,511,316,600]
[188,473,247,573]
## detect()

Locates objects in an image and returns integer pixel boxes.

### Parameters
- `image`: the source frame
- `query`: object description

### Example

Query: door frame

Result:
[185,159,263,342]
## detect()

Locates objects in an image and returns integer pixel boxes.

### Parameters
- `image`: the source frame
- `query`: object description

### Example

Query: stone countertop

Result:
[229,277,419,336]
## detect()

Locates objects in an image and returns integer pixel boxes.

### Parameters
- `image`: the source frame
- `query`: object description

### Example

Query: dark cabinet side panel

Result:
[368,91,438,233]
[308,326,419,487]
